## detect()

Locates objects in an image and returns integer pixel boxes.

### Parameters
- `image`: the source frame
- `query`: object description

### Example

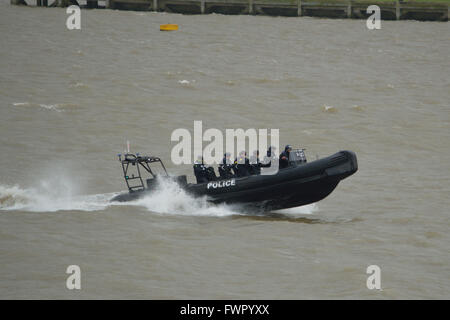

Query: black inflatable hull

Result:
[111,150,358,211]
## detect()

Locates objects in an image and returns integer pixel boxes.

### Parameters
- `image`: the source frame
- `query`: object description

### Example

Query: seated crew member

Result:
[249,150,260,175]
[218,152,234,179]
[206,166,218,181]
[279,145,292,170]
[249,150,270,175]
[234,151,251,177]
[193,156,208,183]
[263,146,277,167]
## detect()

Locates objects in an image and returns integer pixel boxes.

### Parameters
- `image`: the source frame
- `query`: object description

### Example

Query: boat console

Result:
[289,148,307,166]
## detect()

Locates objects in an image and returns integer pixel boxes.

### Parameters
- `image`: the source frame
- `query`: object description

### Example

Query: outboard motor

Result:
[289,149,307,166]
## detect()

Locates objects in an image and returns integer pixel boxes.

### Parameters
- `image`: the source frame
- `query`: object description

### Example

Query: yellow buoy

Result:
[160,24,178,31]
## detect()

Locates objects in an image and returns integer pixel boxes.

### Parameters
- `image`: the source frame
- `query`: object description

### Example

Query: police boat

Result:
[110,149,358,211]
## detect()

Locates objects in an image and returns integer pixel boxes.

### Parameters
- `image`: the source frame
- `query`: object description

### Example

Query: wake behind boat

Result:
[110,148,358,212]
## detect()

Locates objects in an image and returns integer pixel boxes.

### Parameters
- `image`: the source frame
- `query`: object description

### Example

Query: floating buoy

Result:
[160,24,178,31]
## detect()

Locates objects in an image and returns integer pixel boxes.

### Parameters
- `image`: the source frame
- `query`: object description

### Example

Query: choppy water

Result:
[1,1,449,299]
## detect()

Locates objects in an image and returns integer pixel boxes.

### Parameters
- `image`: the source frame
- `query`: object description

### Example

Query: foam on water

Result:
[129,178,241,217]
[0,184,114,212]
[12,102,63,112]
[1,176,318,217]
[273,203,318,215]
[0,165,114,212]
[0,178,237,216]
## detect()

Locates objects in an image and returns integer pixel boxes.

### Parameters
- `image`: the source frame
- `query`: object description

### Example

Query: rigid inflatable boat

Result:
[110,148,358,211]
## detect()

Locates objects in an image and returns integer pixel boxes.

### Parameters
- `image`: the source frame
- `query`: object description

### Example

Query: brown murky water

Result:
[0,1,449,299]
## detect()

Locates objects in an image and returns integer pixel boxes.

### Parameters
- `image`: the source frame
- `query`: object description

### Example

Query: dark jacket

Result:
[279,151,290,169]
[219,156,234,178]
[249,156,271,175]
[193,163,208,183]
[234,156,251,177]
[249,155,261,175]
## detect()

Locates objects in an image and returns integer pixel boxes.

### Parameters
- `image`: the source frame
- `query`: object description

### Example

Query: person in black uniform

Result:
[249,150,271,175]
[279,145,292,169]
[234,151,251,177]
[193,156,208,183]
[263,146,277,166]
[249,150,260,175]
[206,166,218,181]
[218,152,234,179]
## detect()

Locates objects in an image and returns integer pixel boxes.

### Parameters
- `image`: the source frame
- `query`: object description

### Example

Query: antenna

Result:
[127,140,130,153]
